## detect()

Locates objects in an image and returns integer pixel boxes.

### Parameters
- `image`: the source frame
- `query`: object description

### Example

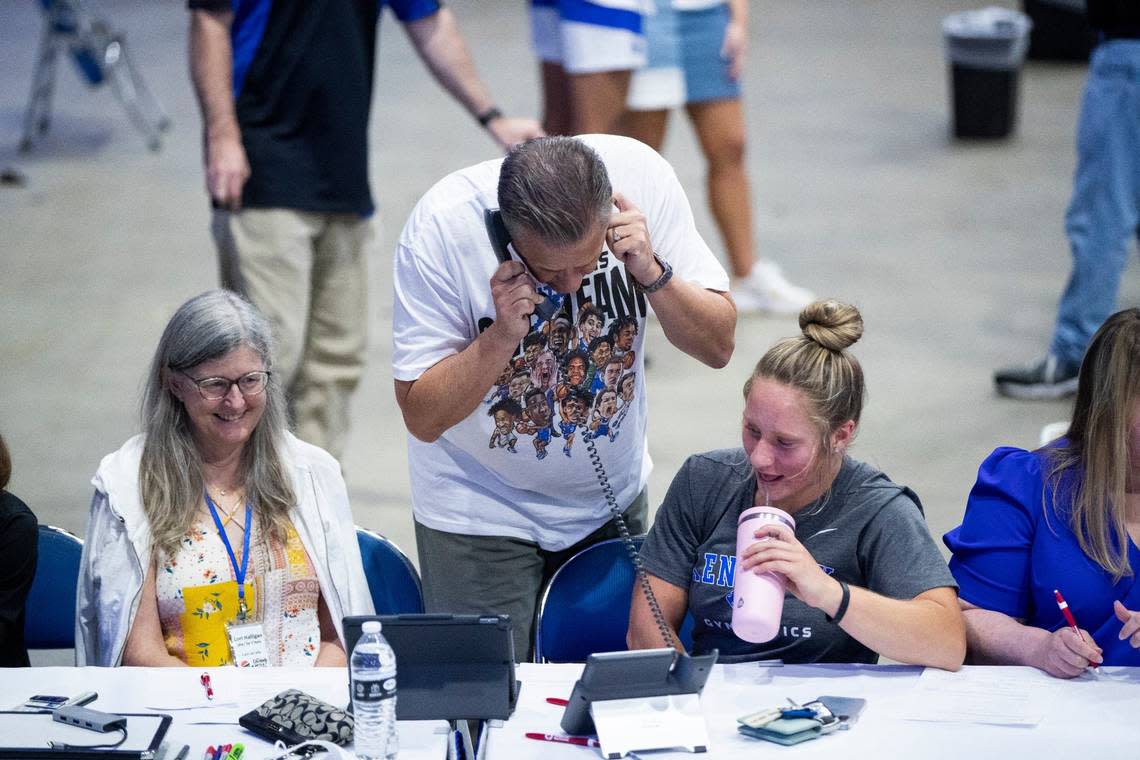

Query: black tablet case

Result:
[342,613,520,721]
[560,649,717,736]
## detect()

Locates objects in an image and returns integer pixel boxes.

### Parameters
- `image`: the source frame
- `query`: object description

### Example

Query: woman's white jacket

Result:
[75,433,375,666]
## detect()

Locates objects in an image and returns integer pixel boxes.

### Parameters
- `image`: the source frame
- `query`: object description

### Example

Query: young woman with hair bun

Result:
[628,300,966,669]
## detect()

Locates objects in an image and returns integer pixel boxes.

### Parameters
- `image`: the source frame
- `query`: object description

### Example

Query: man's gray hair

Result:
[139,289,295,558]
[498,137,612,246]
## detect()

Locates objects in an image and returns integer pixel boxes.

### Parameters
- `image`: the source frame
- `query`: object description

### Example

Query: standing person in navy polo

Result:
[189,0,543,459]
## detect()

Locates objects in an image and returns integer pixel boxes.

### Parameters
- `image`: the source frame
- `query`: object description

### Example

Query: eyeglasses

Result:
[178,370,270,400]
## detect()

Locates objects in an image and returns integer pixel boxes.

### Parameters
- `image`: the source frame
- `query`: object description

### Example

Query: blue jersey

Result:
[188,0,439,213]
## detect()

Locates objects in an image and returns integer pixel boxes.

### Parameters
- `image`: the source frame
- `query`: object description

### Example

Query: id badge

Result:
[226,618,271,667]
[225,584,270,667]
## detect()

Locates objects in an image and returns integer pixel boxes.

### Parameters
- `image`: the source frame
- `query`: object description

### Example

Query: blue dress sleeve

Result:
[943,447,1046,619]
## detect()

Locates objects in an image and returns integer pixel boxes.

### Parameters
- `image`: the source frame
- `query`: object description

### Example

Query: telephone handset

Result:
[484,208,562,322]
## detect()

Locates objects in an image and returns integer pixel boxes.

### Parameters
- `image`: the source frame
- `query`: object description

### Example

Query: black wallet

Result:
[238,689,354,746]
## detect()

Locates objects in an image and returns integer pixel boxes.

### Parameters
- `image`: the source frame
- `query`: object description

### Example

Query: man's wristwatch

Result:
[635,253,673,294]
[476,107,503,128]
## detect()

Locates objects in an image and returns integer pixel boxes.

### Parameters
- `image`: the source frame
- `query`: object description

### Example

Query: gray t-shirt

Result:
[640,449,956,663]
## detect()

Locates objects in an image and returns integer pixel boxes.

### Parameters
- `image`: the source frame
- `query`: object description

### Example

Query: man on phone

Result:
[392,135,736,658]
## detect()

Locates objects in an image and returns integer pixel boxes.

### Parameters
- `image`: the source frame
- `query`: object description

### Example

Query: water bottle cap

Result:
[362,620,382,634]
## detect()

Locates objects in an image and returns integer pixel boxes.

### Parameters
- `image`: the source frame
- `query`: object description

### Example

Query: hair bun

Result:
[799,299,863,351]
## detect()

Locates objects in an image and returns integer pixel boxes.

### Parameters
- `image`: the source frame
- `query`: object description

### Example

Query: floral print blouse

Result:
[155,514,322,666]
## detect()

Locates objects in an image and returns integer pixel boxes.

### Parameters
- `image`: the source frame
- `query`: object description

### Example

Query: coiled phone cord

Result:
[584,434,678,650]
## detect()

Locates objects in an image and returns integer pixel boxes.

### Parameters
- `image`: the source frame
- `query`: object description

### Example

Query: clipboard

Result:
[0,711,172,759]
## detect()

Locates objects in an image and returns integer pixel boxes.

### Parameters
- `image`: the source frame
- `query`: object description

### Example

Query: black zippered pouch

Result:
[238,689,354,746]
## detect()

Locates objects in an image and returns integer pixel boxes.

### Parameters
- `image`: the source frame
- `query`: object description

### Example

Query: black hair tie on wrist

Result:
[825,580,851,624]
[477,107,503,128]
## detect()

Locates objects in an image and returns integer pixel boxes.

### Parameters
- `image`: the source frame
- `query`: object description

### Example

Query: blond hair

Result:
[1045,307,1140,581]
[744,299,866,447]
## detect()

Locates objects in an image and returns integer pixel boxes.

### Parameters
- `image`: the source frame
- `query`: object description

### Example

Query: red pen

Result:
[1054,589,1099,668]
[200,672,215,701]
[1054,589,1087,640]
[546,697,569,707]
[525,733,600,748]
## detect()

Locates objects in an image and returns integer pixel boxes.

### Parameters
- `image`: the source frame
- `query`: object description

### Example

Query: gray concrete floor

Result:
[2,0,1137,587]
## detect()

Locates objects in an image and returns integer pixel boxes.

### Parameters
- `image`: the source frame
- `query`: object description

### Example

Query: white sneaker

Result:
[732,260,815,315]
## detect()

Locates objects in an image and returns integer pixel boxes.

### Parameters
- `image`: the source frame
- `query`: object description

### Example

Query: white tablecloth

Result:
[5,663,1139,759]
[2,666,448,759]
[490,662,1140,759]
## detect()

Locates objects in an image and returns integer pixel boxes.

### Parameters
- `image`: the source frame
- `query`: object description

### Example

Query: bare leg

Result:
[686,98,753,278]
[620,108,670,152]
[540,61,574,136]
[569,70,632,135]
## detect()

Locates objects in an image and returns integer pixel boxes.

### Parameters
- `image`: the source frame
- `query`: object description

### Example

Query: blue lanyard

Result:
[204,491,253,619]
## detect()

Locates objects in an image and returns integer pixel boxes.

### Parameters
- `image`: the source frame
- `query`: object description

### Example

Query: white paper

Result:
[143,696,240,710]
[234,667,327,705]
[900,666,1058,726]
[143,668,298,724]
[592,693,710,757]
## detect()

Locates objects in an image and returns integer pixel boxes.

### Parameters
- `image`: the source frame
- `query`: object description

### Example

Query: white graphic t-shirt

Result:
[392,134,729,550]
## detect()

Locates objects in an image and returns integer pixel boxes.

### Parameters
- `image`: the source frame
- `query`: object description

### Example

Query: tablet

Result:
[0,712,171,759]
[343,613,520,721]
[560,649,717,736]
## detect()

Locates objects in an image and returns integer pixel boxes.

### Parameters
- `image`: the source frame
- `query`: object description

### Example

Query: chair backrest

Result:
[534,536,695,663]
[355,527,424,615]
[24,524,83,649]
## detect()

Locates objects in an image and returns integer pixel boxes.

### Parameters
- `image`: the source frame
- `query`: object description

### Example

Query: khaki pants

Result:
[212,208,372,459]
[414,489,649,662]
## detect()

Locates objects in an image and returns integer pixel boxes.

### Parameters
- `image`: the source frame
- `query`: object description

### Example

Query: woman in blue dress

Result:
[945,308,1140,676]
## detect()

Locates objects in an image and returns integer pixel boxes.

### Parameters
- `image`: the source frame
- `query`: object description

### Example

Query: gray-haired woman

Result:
[76,290,373,667]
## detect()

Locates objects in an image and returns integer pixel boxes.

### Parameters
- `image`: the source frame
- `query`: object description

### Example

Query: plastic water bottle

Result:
[351,620,398,759]
[731,506,796,643]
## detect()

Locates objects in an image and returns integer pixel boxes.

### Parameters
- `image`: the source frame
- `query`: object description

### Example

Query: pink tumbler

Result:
[731,506,796,643]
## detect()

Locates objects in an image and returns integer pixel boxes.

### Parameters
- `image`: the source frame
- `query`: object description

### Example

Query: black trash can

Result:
[943,8,1033,139]
[1022,0,1096,62]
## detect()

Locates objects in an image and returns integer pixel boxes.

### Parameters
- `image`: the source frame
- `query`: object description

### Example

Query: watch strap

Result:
[636,253,673,294]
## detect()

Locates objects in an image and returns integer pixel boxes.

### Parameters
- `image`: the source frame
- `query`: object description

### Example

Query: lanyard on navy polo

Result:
[204,491,253,621]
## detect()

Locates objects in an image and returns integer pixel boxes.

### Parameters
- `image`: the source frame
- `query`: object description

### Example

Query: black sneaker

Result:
[994,355,1080,400]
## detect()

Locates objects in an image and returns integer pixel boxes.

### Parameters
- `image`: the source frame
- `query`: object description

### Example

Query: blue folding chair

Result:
[355,527,424,615]
[534,536,695,663]
[24,524,83,649]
